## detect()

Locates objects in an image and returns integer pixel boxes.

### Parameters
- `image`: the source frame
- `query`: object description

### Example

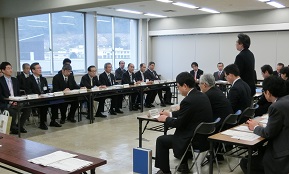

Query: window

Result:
[97,15,138,70]
[18,12,85,74]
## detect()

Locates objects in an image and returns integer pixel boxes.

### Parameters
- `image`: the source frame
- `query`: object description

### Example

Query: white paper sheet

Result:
[221,129,260,141]
[47,157,93,172]
[28,151,77,166]
[233,125,253,133]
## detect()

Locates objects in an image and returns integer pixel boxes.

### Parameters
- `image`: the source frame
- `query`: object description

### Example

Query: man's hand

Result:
[63,88,70,92]
[160,110,170,117]
[247,119,258,131]
[157,114,168,122]
[80,87,86,89]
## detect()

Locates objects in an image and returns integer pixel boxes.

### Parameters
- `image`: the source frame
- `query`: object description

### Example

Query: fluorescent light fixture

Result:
[198,8,220,14]
[27,19,47,23]
[258,0,270,2]
[61,15,75,18]
[116,9,143,14]
[97,19,111,23]
[144,13,167,18]
[172,2,198,9]
[266,1,285,8]
[156,0,173,3]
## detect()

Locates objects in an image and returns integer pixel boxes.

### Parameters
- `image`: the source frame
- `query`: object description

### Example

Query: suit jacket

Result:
[234,48,256,96]
[80,74,101,89]
[165,89,213,158]
[213,71,226,81]
[99,72,116,86]
[190,69,204,80]
[255,93,271,116]
[144,69,160,81]
[16,72,30,91]
[272,71,280,77]
[0,76,20,109]
[115,67,126,80]
[228,79,251,113]
[121,71,136,85]
[254,95,289,174]
[52,73,79,92]
[205,87,233,126]
[135,71,148,82]
[27,75,49,94]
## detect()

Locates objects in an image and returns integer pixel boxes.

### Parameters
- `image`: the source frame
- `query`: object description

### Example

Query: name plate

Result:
[27,94,39,99]
[123,84,130,88]
[153,80,160,84]
[79,89,87,93]
[91,87,100,91]
[140,82,147,86]
[54,92,64,96]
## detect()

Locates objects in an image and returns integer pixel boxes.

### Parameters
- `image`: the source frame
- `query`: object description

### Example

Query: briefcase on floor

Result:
[0,110,12,134]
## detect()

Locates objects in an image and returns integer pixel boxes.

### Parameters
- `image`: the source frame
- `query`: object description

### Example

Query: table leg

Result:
[89,94,93,124]
[90,168,96,174]
[17,107,21,138]
[139,119,142,147]
[247,147,252,174]
[209,141,214,174]
[140,88,144,112]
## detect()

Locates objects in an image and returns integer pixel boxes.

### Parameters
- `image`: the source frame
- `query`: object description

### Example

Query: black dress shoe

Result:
[160,103,166,107]
[39,123,48,130]
[20,127,27,133]
[10,129,18,135]
[176,163,190,173]
[132,106,138,111]
[95,113,107,118]
[86,116,95,120]
[165,102,174,105]
[60,119,65,124]
[156,170,172,174]
[109,110,117,115]
[115,109,124,114]
[50,121,62,127]
[144,103,151,108]
[68,118,76,123]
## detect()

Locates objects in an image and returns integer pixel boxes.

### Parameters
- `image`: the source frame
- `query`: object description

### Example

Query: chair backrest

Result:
[218,112,240,132]
[191,117,221,141]
[238,107,256,124]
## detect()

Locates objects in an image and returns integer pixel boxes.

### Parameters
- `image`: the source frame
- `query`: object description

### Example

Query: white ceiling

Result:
[80,0,289,19]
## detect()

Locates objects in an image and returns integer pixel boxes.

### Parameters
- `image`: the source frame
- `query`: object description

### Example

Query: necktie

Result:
[37,78,42,92]
[130,74,132,82]
[65,77,68,83]
[218,71,221,78]
[90,78,93,87]
[141,72,144,81]
[108,75,112,85]
[194,71,197,79]
[7,79,14,97]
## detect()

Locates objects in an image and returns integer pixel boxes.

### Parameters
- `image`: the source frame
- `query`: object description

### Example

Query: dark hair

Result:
[262,76,287,97]
[176,72,195,88]
[261,64,273,75]
[280,67,289,78]
[104,62,111,69]
[87,65,96,72]
[224,64,240,76]
[30,62,40,73]
[62,58,71,65]
[217,62,224,66]
[140,63,145,68]
[191,62,198,67]
[119,61,125,65]
[237,33,251,49]
[22,63,30,70]
[62,64,72,71]
[277,63,284,68]
[127,63,133,68]
[0,62,11,70]
[148,62,155,66]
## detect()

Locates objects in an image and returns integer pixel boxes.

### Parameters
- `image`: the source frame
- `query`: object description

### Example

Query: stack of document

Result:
[28,151,93,172]
[221,129,260,141]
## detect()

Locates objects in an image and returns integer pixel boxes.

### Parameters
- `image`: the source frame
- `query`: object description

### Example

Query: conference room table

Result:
[0,133,107,174]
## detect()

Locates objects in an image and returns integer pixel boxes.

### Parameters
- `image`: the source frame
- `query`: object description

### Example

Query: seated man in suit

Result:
[155,72,213,174]
[280,67,289,94]
[199,73,233,128]
[51,64,80,124]
[135,63,157,108]
[27,62,61,129]
[224,64,252,115]
[115,60,126,82]
[190,62,204,90]
[0,62,31,134]
[16,63,30,93]
[242,76,289,174]
[255,65,273,116]
[99,62,123,115]
[272,62,284,77]
[145,61,173,107]
[80,65,107,118]
[213,62,226,92]
[121,63,141,110]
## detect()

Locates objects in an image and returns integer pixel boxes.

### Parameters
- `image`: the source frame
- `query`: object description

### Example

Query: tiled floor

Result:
[0,95,244,174]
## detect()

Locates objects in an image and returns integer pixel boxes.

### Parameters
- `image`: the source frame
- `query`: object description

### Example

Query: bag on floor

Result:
[0,110,12,134]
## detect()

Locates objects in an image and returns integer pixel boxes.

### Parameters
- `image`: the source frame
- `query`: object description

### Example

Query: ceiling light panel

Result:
[116,9,143,14]
[172,2,199,9]
[156,0,173,3]
[266,1,285,8]
[198,8,220,14]
[144,13,167,18]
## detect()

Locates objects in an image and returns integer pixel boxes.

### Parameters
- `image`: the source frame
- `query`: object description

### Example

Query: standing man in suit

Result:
[234,33,256,96]
[0,62,31,134]
[224,64,251,114]
[80,65,107,118]
[272,63,284,77]
[99,62,123,115]
[51,64,80,124]
[27,62,61,129]
[115,60,126,81]
[145,62,173,106]
[16,63,30,93]
[135,63,157,108]
[155,72,213,174]
[242,76,289,174]
[199,73,233,127]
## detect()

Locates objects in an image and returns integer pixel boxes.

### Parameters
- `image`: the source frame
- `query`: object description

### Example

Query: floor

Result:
[0,95,244,174]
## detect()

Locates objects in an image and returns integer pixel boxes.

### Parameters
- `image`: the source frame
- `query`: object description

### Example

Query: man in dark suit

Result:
[57,58,74,75]
[135,63,157,108]
[272,63,284,77]
[0,62,31,134]
[80,65,107,118]
[224,64,251,114]
[255,65,273,116]
[51,64,80,124]
[280,67,289,94]
[190,62,203,91]
[199,73,233,127]
[145,62,173,106]
[213,62,226,92]
[234,33,256,96]
[99,62,123,115]
[155,72,213,174]
[243,76,289,174]
[16,63,30,93]
[26,62,61,129]
[115,60,126,81]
